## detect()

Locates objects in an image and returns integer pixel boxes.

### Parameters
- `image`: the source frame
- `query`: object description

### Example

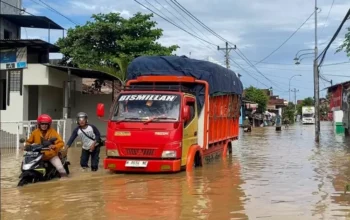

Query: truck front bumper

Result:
[104,158,182,173]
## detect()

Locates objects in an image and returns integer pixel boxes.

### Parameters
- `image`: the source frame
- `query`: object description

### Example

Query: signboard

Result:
[0,47,27,70]
[330,85,342,111]
[342,85,350,130]
[342,86,350,112]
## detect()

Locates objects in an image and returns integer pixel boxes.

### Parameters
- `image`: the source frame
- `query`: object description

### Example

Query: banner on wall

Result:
[0,47,27,70]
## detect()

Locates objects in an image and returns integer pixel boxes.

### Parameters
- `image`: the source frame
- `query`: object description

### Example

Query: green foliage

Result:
[297,97,314,115]
[282,102,296,123]
[244,86,269,112]
[337,26,350,58]
[56,12,179,82]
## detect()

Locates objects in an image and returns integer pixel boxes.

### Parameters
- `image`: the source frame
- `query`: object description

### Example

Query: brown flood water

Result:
[1,122,350,220]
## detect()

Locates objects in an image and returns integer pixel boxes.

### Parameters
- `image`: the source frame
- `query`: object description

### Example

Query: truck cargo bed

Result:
[208,94,240,145]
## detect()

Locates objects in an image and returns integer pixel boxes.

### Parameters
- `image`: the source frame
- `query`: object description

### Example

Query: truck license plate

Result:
[125,160,148,167]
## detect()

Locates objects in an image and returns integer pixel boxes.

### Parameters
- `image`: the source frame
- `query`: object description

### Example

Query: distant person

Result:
[66,112,102,172]
[243,116,252,132]
[284,117,290,129]
[275,114,282,130]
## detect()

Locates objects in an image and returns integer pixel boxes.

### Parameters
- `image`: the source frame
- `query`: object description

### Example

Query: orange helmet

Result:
[37,114,52,125]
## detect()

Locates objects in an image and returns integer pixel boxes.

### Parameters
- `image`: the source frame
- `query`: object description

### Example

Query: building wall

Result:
[0,18,20,39]
[38,86,63,119]
[0,0,22,14]
[1,62,113,136]
[0,0,22,39]
[23,64,83,91]
[0,91,24,122]
[71,93,113,135]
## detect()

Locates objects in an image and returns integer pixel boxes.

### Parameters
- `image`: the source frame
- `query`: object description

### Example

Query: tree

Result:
[297,97,314,115]
[337,26,350,58]
[56,12,179,80]
[244,86,269,112]
[282,102,296,123]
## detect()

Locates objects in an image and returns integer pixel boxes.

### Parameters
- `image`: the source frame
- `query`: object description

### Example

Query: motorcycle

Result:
[18,138,70,187]
[243,126,252,132]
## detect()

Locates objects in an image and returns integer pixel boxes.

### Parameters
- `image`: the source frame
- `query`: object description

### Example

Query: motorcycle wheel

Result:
[17,177,29,187]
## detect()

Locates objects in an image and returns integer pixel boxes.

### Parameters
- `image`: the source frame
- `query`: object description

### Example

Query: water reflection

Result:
[1,122,350,219]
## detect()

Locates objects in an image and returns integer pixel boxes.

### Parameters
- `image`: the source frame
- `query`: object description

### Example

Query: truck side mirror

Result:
[97,103,105,118]
[183,105,190,122]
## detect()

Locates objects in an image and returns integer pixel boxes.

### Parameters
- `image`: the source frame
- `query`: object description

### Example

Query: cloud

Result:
[19,0,350,100]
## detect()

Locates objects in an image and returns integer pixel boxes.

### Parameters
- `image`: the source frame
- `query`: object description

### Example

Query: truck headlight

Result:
[161,150,177,158]
[107,149,119,157]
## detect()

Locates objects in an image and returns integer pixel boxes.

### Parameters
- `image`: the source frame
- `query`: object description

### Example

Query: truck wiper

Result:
[116,117,142,124]
[143,116,177,124]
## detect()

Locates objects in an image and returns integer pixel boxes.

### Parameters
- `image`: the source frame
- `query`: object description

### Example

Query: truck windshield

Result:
[303,113,314,118]
[112,94,181,122]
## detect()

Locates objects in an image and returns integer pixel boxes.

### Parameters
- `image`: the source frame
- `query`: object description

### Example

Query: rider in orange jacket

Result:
[25,114,68,177]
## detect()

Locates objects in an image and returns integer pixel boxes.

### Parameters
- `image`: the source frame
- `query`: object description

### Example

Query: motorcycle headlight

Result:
[107,149,119,157]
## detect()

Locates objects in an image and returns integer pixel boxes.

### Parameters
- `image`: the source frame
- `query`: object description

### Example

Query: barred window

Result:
[9,70,21,92]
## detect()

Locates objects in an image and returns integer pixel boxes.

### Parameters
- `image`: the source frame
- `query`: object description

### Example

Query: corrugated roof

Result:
[0,39,60,52]
[44,64,121,81]
[0,14,64,29]
[326,80,350,91]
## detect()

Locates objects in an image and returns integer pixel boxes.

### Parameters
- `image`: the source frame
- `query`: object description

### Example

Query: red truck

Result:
[96,56,243,172]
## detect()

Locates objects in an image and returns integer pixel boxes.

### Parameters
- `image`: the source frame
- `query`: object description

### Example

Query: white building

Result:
[0,6,118,142]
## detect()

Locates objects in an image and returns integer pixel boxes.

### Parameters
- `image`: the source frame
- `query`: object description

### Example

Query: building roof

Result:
[242,98,257,104]
[326,80,350,91]
[44,64,121,81]
[0,39,60,52]
[0,14,64,30]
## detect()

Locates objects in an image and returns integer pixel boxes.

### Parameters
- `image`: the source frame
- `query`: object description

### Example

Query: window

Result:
[184,101,196,127]
[9,70,21,92]
[0,79,6,110]
[4,30,12,39]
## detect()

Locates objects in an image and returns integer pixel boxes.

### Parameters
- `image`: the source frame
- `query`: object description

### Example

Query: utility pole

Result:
[217,42,236,69]
[291,88,299,112]
[314,0,320,142]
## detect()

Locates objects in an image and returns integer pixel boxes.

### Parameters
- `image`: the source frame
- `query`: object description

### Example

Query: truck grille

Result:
[124,148,155,156]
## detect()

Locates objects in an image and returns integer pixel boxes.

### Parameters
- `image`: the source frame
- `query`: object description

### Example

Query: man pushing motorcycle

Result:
[25,114,68,178]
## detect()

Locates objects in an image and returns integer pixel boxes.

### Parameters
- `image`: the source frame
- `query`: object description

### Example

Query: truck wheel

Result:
[193,152,202,167]
[227,142,232,155]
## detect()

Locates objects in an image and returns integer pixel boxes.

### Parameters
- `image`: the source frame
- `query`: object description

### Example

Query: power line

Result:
[36,0,79,25]
[318,9,350,67]
[235,48,283,90]
[161,0,213,43]
[254,11,316,65]
[323,61,350,66]
[323,74,350,77]
[137,0,279,88]
[134,0,216,46]
[145,0,213,52]
[320,0,335,36]
[170,0,232,44]
[167,0,283,89]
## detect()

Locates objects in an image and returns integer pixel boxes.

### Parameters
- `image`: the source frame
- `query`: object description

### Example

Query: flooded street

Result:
[2,122,350,220]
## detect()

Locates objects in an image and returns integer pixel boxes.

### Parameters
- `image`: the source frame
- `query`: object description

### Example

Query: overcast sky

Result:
[21,0,350,101]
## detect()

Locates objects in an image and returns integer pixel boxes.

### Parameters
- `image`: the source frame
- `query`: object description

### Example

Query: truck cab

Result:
[302,106,315,124]
[97,80,201,172]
